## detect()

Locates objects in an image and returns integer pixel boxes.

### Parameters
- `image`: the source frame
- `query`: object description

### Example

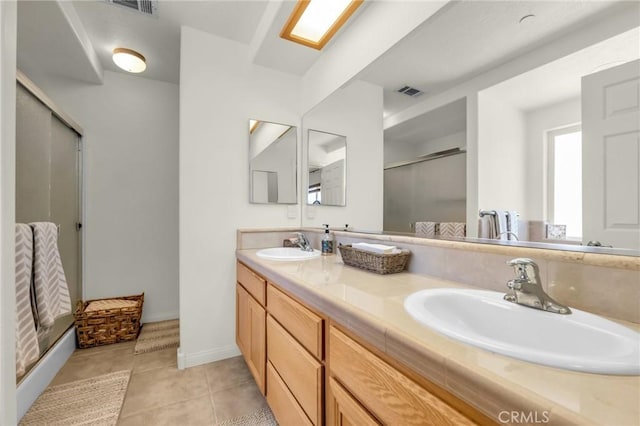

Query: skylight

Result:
[280,0,363,50]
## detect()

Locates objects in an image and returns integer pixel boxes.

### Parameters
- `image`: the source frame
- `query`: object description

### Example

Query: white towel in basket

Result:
[15,224,39,377]
[30,222,72,329]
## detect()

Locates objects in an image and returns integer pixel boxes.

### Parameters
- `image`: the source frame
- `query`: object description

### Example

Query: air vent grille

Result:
[108,0,157,16]
[397,85,424,97]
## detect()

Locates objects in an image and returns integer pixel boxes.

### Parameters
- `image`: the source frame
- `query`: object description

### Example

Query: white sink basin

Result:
[404,288,640,375]
[256,247,321,261]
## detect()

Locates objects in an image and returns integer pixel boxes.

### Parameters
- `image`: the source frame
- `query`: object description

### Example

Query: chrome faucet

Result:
[294,232,313,252]
[504,258,571,314]
[497,231,519,241]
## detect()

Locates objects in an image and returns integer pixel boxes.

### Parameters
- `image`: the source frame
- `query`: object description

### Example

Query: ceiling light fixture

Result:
[280,0,363,50]
[112,48,147,73]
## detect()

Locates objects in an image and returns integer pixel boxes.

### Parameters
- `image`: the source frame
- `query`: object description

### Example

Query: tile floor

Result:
[49,341,268,425]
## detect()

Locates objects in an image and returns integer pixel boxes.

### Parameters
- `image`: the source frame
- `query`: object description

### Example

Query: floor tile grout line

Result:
[118,394,213,422]
[116,369,134,424]
[120,392,210,419]
[204,366,219,424]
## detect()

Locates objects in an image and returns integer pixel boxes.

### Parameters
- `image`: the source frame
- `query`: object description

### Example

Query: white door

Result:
[320,159,345,206]
[582,59,640,250]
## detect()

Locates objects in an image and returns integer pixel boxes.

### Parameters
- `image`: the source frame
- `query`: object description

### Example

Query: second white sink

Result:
[256,247,321,261]
[404,288,640,375]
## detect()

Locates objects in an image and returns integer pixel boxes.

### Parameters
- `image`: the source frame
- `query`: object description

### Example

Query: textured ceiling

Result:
[358,0,632,118]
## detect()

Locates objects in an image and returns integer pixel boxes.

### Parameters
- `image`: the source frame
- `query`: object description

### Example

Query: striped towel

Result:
[15,224,39,377]
[415,221,437,238]
[30,222,72,329]
[438,222,466,238]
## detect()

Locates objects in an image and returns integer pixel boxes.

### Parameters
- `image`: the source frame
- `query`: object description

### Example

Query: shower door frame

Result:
[15,70,84,382]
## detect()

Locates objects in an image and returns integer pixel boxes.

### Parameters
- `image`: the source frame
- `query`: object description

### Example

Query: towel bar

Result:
[479,210,497,217]
[479,210,520,218]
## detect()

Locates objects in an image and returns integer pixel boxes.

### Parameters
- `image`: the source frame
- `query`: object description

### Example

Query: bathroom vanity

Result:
[235,231,640,426]
[236,260,488,425]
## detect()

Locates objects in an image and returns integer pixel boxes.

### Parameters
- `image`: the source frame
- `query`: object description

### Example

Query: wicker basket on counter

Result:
[338,244,410,274]
[74,293,144,348]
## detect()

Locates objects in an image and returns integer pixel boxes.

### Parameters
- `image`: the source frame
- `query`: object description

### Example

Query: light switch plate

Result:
[287,205,298,219]
[307,206,316,219]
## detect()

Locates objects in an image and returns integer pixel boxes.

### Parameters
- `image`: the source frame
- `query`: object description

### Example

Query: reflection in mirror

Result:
[307,130,346,206]
[307,1,640,254]
[249,120,297,204]
[384,98,467,235]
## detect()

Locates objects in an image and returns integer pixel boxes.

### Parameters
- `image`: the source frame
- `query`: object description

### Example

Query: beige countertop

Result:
[236,249,640,426]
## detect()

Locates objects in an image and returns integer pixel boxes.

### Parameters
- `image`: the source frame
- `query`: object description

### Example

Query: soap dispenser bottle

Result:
[321,224,334,255]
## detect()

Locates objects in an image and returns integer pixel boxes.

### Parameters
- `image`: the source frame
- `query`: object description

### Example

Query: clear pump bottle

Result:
[321,224,334,255]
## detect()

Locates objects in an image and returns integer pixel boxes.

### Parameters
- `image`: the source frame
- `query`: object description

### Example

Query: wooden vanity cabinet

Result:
[236,263,266,394]
[236,261,490,426]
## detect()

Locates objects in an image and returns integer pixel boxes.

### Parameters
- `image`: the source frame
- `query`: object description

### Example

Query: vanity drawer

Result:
[329,327,475,426]
[237,261,266,306]
[266,361,313,426]
[267,284,324,359]
[267,315,323,425]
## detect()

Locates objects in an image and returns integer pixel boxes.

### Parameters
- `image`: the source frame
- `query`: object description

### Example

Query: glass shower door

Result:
[15,83,82,380]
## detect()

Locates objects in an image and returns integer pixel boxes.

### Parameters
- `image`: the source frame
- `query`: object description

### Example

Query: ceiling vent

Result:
[397,85,424,97]
[107,0,157,16]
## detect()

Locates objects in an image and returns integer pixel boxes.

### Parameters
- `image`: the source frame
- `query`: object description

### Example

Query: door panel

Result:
[50,115,81,306]
[15,82,83,375]
[582,59,640,249]
[15,84,51,223]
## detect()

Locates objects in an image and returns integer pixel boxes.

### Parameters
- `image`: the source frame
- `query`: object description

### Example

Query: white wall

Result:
[384,140,416,165]
[524,97,581,221]
[0,1,17,424]
[477,90,527,218]
[179,26,302,368]
[385,131,466,166]
[24,70,179,323]
[302,80,384,231]
[415,131,466,157]
[301,1,447,113]
[384,2,639,130]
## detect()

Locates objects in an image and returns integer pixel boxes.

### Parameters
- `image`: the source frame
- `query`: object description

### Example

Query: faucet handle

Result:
[507,258,540,282]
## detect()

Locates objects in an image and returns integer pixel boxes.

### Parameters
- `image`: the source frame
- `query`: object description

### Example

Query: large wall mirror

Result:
[307,130,347,206]
[249,120,297,204]
[302,1,640,255]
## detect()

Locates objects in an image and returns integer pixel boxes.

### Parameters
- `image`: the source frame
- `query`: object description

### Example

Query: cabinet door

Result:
[330,327,475,426]
[329,377,381,426]
[236,283,266,394]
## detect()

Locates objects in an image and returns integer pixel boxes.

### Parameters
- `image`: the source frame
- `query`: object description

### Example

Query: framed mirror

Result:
[307,130,347,206]
[249,120,297,204]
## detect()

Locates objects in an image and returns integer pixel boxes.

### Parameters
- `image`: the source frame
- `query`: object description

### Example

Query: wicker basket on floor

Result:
[74,293,144,348]
[338,244,410,274]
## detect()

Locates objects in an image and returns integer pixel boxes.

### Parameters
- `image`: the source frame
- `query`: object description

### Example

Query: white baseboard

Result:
[141,311,179,323]
[177,344,241,370]
[17,328,75,420]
